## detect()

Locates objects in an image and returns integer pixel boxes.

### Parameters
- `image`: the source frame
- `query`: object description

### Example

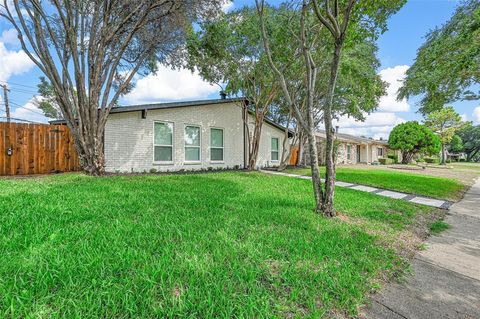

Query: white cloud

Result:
[333,112,404,128]
[329,65,412,140]
[460,113,468,122]
[0,28,18,45]
[377,65,410,112]
[0,42,35,81]
[332,112,406,140]
[122,65,219,105]
[473,106,480,123]
[339,126,395,140]
[222,0,234,12]
[10,96,49,123]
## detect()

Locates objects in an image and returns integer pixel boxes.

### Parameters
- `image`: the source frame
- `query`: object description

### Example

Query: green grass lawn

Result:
[285,167,464,201]
[0,172,440,318]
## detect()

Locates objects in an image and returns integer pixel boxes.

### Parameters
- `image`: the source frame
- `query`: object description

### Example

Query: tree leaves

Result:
[398,0,480,114]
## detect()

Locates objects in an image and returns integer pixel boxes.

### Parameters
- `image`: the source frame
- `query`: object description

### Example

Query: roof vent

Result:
[220,91,227,100]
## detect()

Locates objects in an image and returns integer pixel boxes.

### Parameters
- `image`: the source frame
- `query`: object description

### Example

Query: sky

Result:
[0,0,478,138]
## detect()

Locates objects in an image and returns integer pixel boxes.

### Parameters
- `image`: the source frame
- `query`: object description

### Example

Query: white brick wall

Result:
[104,102,288,172]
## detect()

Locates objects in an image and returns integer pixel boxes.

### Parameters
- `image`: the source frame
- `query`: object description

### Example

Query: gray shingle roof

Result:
[109,97,246,114]
[316,129,388,145]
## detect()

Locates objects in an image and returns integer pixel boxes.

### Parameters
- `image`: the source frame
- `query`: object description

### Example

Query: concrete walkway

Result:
[260,170,454,209]
[362,179,480,319]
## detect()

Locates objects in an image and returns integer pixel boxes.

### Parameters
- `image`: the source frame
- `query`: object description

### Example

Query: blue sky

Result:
[0,0,478,137]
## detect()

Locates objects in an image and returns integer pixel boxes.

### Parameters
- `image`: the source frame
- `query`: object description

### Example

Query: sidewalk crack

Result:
[372,299,409,319]
[414,257,480,283]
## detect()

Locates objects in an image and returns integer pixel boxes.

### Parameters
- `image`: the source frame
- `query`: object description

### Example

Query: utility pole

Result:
[0,84,11,122]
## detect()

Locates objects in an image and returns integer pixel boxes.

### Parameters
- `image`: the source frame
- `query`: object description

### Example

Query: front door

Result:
[356,145,361,163]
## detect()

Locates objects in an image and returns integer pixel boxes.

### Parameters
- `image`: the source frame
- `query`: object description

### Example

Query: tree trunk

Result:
[440,143,447,165]
[278,130,292,171]
[248,116,264,170]
[69,122,105,176]
[401,151,413,164]
[297,130,305,166]
[467,150,478,162]
[306,128,324,213]
[322,44,342,217]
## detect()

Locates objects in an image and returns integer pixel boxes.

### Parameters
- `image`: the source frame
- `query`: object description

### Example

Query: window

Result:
[154,122,173,162]
[346,145,351,160]
[271,137,279,161]
[377,147,384,157]
[210,128,224,161]
[185,125,201,162]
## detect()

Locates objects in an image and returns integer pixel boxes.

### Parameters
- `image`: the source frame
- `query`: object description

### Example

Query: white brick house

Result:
[315,130,393,164]
[104,98,289,172]
[299,129,399,166]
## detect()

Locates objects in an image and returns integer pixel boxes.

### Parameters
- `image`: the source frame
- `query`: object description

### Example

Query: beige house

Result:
[104,97,289,172]
[301,129,395,165]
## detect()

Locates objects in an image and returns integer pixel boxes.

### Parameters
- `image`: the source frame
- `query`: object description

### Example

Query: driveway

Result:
[361,179,480,318]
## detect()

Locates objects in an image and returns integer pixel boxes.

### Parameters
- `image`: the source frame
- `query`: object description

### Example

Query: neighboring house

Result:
[103,97,289,172]
[301,129,397,165]
[446,151,466,162]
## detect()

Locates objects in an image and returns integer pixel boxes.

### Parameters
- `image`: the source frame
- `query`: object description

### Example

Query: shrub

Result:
[149,168,158,174]
[379,158,394,165]
[424,157,436,163]
[387,154,398,163]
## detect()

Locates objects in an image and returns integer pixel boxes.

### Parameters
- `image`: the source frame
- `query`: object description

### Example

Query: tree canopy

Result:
[458,124,480,161]
[388,121,441,164]
[398,0,480,114]
[425,106,466,164]
[449,135,464,154]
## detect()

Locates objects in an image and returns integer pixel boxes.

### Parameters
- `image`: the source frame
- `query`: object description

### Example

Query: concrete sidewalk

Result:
[362,179,480,319]
[260,170,454,209]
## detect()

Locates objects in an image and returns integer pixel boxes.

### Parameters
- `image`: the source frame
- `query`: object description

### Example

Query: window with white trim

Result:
[210,128,224,161]
[271,137,279,161]
[346,145,351,160]
[377,147,384,157]
[185,125,201,162]
[154,122,173,162]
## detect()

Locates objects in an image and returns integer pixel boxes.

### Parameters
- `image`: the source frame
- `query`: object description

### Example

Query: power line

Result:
[8,100,46,117]
[0,116,43,124]
[8,88,39,95]
[0,80,38,90]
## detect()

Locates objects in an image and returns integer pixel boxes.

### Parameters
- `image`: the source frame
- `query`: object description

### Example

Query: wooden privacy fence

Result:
[0,122,80,176]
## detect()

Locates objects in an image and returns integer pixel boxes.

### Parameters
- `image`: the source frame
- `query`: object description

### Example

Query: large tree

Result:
[388,121,441,164]
[1,0,224,175]
[458,124,480,161]
[257,0,403,216]
[425,106,465,165]
[398,0,480,114]
[186,7,283,170]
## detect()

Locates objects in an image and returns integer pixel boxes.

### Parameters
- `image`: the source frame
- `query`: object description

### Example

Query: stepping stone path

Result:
[260,170,454,209]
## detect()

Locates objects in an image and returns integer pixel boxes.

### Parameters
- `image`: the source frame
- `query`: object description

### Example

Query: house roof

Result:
[110,97,246,114]
[316,129,389,146]
[49,97,292,136]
